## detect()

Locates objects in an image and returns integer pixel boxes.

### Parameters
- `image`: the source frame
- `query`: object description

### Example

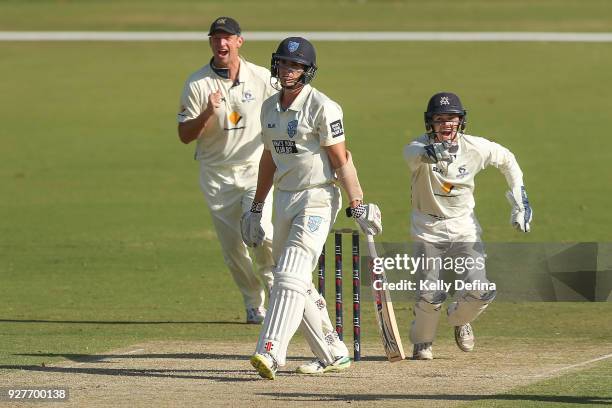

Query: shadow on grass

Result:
[258,392,612,405]
[13,352,312,363]
[0,365,263,383]
[0,319,245,325]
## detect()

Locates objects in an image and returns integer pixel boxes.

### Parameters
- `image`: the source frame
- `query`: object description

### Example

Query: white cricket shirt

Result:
[404,133,524,219]
[178,57,276,167]
[260,85,346,191]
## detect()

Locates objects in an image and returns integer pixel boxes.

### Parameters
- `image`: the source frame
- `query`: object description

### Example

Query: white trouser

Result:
[409,210,495,344]
[200,162,274,310]
[255,184,348,366]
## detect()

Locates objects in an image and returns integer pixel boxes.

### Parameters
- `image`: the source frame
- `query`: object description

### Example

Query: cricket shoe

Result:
[250,353,277,380]
[454,323,475,352]
[412,342,433,360]
[296,356,351,374]
[246,307,266,324]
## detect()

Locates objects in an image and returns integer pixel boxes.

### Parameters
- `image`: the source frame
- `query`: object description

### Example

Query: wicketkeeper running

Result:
[403,92,532,360]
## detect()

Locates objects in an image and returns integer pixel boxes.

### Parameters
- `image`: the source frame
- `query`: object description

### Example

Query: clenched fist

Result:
[205,89,223,114]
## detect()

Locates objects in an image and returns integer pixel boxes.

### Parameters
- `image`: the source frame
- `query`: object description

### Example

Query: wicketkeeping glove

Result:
[505,186,533,232]
[424,141,454,164]
[240,202,265,247]
[346,203,383,236]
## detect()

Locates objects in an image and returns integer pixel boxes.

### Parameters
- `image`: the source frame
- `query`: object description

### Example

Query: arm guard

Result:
[335,150,364,202]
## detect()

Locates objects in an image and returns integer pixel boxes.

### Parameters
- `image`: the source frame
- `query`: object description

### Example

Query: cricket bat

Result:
[367,234,406,362]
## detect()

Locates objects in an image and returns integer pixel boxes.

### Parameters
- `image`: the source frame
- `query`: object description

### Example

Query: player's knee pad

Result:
[409,293,446,344]
[447,290,496,326]
[418,291,448,305]
[273,273,309,294]
[275,246,314,286]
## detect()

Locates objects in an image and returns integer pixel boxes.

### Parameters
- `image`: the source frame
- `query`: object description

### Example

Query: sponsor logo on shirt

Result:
[267,123,276,128]
[441,182,455,194]
[330,119,344,138]
[229,111,242,125]
[287,119,298,138]
[272,140,298,154]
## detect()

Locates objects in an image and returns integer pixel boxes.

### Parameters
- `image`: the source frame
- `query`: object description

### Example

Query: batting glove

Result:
[346,203,383,236]
[505,186,533,233]
[424,141,454,164]
[241,201,265,247]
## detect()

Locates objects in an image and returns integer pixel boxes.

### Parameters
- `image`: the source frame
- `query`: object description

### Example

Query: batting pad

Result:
[256,274,307,366]
[410,298,444,344]
[309,285,350,358]
[301,284,349,364]
[447,290,496,326]
[301,294,336,365]
[275,246,314,285]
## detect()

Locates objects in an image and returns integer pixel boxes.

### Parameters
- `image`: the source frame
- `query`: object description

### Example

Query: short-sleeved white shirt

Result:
[178,57,276,167]
[260,85,346,191]
[403,133,524,219]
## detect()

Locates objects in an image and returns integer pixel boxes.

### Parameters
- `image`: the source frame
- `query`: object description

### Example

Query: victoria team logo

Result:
[242,90,254,102]
[288,41,300,53]
[440,96,450,105]
[287,119,298,138]
[307,216,323,232]
[457,165,470,178]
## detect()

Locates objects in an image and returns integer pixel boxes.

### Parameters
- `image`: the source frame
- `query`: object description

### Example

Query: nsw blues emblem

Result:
[288,41,300,53]
[307,216,323,232]
[287,119,298,138]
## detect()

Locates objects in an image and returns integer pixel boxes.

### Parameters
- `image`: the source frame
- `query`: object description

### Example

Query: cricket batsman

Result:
[403,92,532,360]
[241,37,382,379]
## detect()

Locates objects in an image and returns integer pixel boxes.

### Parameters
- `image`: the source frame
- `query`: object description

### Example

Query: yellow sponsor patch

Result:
[441,182,454,194]
[229,111,242,125]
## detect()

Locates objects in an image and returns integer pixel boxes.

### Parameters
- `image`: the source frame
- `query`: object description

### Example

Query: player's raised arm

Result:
[403,139,435,169]
[177,87,223,144]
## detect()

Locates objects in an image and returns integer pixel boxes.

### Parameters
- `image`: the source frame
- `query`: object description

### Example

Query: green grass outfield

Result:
[1,1,611,405]
[1,0,611,32]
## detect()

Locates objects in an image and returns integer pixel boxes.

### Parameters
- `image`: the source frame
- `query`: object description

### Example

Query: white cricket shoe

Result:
[296,356,351,374]
[454,323,475,352]
[246,307,266,324]
[250,353,277,380]
[296,360,325,374]
[412,342,433,360]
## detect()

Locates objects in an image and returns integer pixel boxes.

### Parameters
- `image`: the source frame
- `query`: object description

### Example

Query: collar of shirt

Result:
[209,57,249,86]
[275,84,313,112]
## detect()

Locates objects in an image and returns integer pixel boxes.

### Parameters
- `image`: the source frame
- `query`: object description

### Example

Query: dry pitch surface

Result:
[1,339,610,407]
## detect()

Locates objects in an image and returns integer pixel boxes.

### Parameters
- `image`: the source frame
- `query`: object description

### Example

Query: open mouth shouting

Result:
[216,48,230,58]
[438,127,456,141]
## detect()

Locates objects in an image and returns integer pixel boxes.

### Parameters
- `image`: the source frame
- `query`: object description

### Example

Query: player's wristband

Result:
[250,201,264,213]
